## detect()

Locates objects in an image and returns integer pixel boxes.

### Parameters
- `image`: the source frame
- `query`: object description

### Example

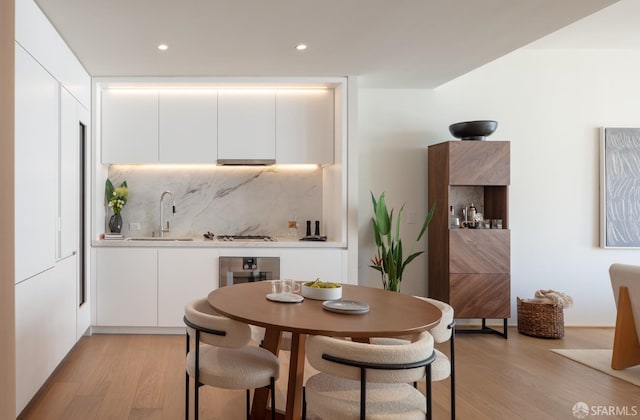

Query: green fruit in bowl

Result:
[304,278,341,288]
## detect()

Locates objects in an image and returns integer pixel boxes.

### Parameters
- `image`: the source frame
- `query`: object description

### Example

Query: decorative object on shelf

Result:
[105,178,128,234]
[449,120,498,141]
[370,191,435,292]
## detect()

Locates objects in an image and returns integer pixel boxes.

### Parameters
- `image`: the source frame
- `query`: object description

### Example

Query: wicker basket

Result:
[517,297,565,339]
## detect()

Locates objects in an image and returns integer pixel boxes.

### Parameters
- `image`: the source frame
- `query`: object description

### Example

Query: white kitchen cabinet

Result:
[58,87,79,259]
[101,89,159,163]
[276,90,334,164]
[218,91,276,162]
[14,44,58,283]
[15,255,77,414]
[96,248,158,326]
[159,91,218,163]
[158,248,218,327]
[280,249,345,283]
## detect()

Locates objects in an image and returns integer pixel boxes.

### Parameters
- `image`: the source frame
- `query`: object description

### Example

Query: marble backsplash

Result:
[106,165,323,238]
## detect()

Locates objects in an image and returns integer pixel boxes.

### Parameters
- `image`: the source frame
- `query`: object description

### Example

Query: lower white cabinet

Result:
[158,248,218,327]
[94,247,346,328]
[15,255,77,414]
[280,249,345,283]
[96,248,158,326]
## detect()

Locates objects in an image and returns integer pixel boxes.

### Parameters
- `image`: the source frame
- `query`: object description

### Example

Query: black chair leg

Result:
[302,386,306,420]
[246,389,250,420]
[185,333,190,420]
[426,364,432,420]
[185,371,189,420]
[451,326,456,420]
[270,377,276,420]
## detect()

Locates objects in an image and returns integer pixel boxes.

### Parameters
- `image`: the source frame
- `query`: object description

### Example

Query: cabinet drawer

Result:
[450,229,510,273]
[450,273,510,318]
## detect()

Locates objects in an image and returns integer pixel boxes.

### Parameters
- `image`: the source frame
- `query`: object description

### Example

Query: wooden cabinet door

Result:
[449,229,510,274]
[159,90,218,163]
[450,273,511,318]
[448,141,510,186]
[276,90,334,164]
[218,91,275,161]
[101,89,158,163]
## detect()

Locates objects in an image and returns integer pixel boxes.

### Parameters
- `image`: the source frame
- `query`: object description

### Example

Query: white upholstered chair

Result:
[370,297,456,419]
[303,331,436,420]
[184,298,280,420]
[609,263,640,370]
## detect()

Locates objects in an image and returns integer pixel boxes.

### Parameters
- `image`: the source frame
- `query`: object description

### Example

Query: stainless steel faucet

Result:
[159,191,175,237]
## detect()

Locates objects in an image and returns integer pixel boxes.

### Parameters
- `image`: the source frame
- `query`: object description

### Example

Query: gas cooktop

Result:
[216,234,277,242]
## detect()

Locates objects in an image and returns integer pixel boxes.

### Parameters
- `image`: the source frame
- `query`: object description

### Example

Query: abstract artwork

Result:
[600,127,640,248]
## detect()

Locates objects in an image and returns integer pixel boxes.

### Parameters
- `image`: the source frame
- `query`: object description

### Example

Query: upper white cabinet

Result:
[217,91,276,162]
[158,90,218,163]
[101,89,219,164]
[101,89,159,163]
[99,85,337,165]
[276,90,334,164]
[15,44,58,283]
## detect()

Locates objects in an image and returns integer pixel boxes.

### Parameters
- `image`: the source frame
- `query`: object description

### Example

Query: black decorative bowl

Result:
[449,120,498,141]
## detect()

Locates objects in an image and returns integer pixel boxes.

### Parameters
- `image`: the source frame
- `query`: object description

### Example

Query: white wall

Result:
[358,48,640,326]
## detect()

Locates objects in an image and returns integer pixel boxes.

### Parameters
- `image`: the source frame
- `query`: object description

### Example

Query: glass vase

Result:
[109,213,123,234]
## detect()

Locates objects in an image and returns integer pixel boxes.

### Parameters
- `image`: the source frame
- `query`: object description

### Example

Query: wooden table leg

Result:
[251,328,281,420]
[285,333,306,420]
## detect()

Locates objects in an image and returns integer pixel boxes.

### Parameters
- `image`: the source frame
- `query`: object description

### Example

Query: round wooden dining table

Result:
[207,282,442,420]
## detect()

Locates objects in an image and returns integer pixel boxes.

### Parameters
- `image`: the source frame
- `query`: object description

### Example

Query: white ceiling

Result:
[34,0,621,88]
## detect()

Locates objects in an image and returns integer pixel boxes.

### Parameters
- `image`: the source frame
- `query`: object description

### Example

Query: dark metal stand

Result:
[455,318,508,339]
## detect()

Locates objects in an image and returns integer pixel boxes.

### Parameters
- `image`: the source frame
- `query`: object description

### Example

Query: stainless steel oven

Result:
[219,257,280,287]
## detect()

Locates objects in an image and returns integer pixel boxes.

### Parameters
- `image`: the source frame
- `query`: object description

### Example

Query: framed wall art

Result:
[600,127,640,248]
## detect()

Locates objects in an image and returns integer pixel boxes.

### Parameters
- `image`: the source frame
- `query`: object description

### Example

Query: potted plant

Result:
[370,191,435,292]
[105,178,128,233]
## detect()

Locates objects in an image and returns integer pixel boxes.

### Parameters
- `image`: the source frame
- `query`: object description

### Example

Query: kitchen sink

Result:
[127,237,194,242]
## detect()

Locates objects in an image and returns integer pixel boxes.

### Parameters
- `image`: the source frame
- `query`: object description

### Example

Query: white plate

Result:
[322,300,370,314]
[266,293,304,303]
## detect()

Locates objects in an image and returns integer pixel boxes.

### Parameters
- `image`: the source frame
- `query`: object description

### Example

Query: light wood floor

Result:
[18,327,639,420]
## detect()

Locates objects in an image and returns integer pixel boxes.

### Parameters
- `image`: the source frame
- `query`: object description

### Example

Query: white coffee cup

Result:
[271,279,301,295]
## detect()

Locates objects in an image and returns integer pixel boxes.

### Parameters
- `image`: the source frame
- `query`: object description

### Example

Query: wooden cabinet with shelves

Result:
[428,140,510,337]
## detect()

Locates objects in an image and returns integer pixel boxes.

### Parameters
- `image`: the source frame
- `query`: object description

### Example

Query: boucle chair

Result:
[184,298,280,420]
[609,264,640,370]
[371,297,456,419]
[303,331,436,420]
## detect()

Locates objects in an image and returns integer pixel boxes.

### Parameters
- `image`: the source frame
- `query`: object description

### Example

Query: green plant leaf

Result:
[105,179,114,203]
[374,192,391,236]
[417,201,436,242]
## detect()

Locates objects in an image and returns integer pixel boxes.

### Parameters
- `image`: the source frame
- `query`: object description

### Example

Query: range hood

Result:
[217,159,276,166]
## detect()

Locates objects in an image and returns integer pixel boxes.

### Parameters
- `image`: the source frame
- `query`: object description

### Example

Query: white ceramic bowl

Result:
[301,284,342,300]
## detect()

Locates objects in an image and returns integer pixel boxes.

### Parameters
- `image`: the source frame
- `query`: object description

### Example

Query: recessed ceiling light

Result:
[295,44,307,51]
[158,44,168,51]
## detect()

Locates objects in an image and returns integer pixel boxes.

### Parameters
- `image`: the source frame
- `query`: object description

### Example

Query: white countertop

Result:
[92,236,346,249]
